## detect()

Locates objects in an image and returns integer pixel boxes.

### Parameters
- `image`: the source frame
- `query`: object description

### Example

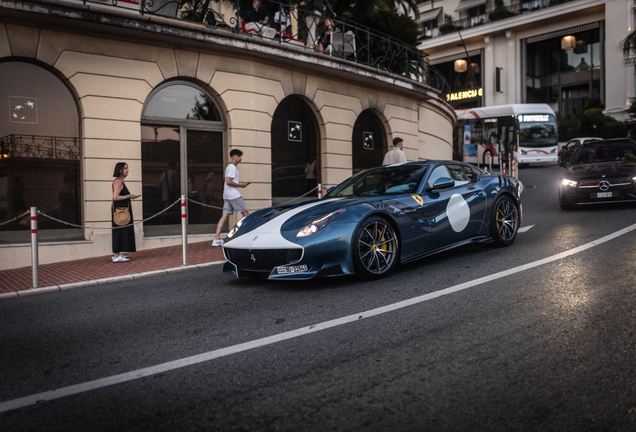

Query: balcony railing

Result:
[425,0,575,39]
[60,0,449,95]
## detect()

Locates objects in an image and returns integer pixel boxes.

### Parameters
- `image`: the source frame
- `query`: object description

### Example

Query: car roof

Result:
[570,137,602,141]
[582,138,636,147]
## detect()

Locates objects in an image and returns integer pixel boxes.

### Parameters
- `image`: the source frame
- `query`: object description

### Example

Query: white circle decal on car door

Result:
[447,193,470,232]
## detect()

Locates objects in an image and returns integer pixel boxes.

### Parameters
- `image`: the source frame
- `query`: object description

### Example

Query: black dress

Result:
[112,182,136,254]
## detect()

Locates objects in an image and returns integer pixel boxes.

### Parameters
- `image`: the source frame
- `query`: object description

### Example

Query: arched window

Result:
[352,110,387,174]
[270,96,320,205]
[0,61,81,244]
[141,82,224,236]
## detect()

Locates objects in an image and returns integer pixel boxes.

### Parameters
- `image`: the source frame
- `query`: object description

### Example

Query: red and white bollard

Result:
[318,183,323,199]
[181,195,188,266]
[30,207,38,288]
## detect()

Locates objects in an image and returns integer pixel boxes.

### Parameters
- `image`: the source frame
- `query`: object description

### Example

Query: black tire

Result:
[490,195,519,247]
[352,216,399,279]
[560,202,573,211]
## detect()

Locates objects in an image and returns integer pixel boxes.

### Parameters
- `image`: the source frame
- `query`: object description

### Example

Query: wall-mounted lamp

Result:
[561,35,576,51]
[454,59,468,73]
[470,63,480,74]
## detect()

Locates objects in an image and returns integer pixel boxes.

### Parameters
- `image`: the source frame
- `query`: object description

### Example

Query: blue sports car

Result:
[222,161,522,280]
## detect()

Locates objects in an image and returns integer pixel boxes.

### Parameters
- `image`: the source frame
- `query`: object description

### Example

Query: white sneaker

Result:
[112,255,130,262]
[212,239,224,247]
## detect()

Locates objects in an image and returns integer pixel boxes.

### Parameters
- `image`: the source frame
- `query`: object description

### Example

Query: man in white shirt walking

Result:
[382,137,407,165]
[212,149,250,246]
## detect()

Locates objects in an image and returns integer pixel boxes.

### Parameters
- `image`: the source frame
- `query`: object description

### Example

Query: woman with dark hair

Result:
[112,162,139,262]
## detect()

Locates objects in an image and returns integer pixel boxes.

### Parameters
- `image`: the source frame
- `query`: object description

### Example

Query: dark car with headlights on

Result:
[222,161,522,280]
[559,139,636,210]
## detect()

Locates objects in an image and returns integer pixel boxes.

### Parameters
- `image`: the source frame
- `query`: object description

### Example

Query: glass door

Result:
[186,129,224,234]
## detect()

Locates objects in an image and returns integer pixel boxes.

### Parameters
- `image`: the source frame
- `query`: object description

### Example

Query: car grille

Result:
[578,178,634,188]
[225,248,302,271]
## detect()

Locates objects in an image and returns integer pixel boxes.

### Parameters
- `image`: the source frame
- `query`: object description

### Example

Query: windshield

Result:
[570,143,636,165]
[327,164,430,197]
[519,118,558,148]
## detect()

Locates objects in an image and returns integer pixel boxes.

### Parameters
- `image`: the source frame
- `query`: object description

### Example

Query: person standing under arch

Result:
[212,149,250,246]
[383,137,407,165]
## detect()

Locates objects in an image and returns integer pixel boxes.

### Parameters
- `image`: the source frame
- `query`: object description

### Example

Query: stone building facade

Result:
[0,1,455,270]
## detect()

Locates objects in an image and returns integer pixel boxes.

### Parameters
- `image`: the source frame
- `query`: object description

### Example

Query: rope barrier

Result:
[185,186,319,211]
[4,186,321,232]
[0,210,30,227]
[37,199,182,230]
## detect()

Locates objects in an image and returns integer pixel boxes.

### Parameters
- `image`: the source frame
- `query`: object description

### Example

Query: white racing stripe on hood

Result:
[225,199,342,250]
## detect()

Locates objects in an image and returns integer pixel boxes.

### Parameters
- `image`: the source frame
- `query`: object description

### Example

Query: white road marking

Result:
[518,225,534,233]
[2,221,636,414]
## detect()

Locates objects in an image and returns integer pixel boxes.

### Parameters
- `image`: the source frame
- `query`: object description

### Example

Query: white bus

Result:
[454,104,559,167]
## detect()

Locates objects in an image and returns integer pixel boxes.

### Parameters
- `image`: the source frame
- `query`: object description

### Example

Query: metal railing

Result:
[61,0,449,94]
[430,0,575,39]
[0,135,80,160]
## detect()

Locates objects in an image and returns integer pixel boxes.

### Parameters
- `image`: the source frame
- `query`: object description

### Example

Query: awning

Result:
[418,8,442,23]
[454,0,487,12]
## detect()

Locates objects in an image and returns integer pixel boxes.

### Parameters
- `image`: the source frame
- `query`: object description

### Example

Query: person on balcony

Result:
[299,0,335,48]
[315,18,339,52]
[244,0,276,39]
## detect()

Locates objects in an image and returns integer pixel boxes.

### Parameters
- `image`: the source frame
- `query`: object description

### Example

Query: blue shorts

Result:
[223,197,247,214]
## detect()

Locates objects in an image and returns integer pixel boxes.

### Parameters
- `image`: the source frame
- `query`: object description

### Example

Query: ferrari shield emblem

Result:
[411,195,424,206]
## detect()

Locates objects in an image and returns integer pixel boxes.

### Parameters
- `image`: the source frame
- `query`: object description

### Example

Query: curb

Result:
[0,260,226,301]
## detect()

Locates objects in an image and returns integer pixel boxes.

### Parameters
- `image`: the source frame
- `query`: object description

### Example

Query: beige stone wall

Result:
[0,21,454,270]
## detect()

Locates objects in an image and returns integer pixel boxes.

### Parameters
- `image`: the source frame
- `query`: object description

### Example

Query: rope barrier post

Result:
[30,207,38,289]
[318,183,323,199]
[181,195,188,266]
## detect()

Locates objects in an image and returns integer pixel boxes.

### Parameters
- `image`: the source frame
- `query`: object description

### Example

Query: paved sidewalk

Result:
[0,241,226,299]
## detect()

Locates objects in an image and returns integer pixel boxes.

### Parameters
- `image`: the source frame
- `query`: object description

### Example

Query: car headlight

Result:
[297,209,345,238]
[562,179,578,188]
[550,148,557,154]
[520,149,527,155]
[633,176,636,182]
[227,217,246,238]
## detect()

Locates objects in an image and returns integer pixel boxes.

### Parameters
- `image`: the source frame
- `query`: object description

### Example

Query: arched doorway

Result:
[0,60,81,244]
[352,109,387,174]
[141,82,225,236]
[270,96,320,205]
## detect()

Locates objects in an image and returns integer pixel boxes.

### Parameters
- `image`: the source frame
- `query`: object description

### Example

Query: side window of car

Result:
[427,165,451,188]
[446,164,471,186]
[566,140,576,149]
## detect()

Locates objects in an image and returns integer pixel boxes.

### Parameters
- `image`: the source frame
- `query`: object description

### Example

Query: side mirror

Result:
[429,177,455,191]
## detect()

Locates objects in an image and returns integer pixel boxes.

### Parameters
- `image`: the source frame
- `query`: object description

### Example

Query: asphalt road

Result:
[1,164,636,432]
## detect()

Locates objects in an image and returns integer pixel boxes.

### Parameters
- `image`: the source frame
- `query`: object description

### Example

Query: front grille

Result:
[225,248,302,271]
[578,178,634,188]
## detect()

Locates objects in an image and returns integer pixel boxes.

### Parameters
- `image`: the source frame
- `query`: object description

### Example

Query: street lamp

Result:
[561,35,576,51]
[454,59,468,73]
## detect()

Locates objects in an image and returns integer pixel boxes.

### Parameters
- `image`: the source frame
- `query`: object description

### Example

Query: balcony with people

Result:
[58,0,449,94]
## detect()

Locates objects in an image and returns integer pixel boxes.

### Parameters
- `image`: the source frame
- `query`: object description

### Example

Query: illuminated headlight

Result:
[227,217,246,238]
[633,176,636,182]
[520,149,527,155]
[297,209,345,237]
[562,179,578,188]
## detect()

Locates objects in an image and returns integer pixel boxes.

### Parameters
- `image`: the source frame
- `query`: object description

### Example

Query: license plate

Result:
[276,264,308,274]
[595,192,613,198]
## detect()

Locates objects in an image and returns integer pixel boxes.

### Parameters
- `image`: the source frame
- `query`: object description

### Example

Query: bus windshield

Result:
[519,120,558,148]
